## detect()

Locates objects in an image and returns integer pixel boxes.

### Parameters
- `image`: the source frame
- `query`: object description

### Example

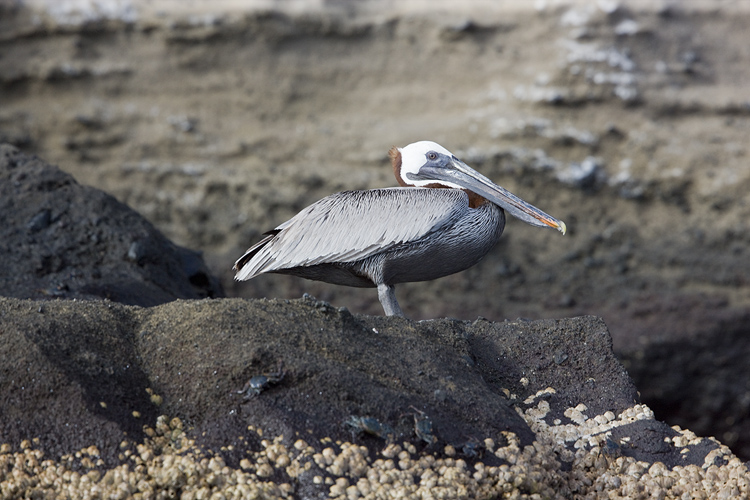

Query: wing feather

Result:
[234,187,468,280]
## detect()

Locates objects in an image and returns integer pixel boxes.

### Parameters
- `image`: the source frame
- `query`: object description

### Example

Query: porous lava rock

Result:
[0,144,223,305]
[1,295,746,499]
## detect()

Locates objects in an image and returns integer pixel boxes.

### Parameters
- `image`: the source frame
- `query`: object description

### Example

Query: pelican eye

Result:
[426,151,438,161]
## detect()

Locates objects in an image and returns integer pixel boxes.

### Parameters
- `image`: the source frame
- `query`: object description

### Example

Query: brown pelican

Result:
[234,141,566,316]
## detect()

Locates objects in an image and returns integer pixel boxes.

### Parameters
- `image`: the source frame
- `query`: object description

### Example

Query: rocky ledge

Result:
[2,296,747,500]
[1,147,748,499]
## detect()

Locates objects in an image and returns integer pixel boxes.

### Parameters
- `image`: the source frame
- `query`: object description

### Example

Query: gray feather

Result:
[234,187,470,281]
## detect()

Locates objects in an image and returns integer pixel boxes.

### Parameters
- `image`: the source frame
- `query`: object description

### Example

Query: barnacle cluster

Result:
[1,405,748,499]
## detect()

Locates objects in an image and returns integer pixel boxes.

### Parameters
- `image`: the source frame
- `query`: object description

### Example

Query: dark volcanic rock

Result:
[616,301,750,462]
[0,144,223,305]
[2,295,743,498]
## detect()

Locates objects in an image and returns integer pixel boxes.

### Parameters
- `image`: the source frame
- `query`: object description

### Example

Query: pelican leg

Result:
[377,283,405,317]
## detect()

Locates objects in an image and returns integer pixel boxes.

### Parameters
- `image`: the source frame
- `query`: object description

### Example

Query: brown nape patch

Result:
[388,146,408,187]
[464,189,488,209]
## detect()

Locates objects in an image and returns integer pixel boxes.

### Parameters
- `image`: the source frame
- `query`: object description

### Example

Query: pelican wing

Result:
[234,187,468,280]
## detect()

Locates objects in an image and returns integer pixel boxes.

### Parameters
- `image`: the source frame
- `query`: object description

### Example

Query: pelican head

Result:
[390,141,566,234]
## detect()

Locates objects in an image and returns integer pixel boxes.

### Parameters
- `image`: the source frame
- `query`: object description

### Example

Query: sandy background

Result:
[2,0,750,457]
